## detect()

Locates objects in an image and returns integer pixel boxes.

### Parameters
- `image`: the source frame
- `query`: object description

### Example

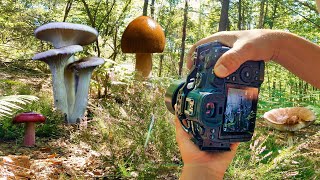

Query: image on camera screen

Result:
[223,85,258,133]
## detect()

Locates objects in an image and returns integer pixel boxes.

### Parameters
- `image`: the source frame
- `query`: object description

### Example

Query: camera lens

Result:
[164,80,185,114]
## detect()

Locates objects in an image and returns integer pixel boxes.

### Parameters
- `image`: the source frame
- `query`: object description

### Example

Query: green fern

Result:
[0,95,39,117]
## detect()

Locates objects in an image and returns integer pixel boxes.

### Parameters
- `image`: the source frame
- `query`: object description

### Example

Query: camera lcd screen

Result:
[223,85,258,133]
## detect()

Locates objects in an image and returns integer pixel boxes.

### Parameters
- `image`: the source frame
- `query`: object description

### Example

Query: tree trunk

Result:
[159,54,164,77]
[218,0,230,31]
[237,0,242,30]
[112,24,118,61]
[158,3,173,77]
[80,0,101,56]
[178,0,188,76]
[241,0,245,29]
[150,0,155,19]
[63,0,73,22]
[264,0,269,28]
[143,0,148,16]
[269,0,278,29]
[258,0,266,28]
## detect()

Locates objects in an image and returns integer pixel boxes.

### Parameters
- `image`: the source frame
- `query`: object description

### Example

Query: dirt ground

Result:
[0,136,110,179]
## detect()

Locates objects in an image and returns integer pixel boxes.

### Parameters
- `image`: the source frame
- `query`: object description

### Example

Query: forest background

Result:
[0,0,319,179]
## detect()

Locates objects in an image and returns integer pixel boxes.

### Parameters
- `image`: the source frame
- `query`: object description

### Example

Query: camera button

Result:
[211,134,215,140]
[205,102,215,117]
[240,67,253,83]
[245,71,251,78]
[187,78,195,89]
[197,125,205,135]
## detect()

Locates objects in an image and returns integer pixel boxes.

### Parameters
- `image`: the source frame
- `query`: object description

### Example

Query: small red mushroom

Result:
[13,112,46,147]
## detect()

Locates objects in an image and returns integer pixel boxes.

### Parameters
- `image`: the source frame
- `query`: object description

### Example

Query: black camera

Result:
[165,41,265,151]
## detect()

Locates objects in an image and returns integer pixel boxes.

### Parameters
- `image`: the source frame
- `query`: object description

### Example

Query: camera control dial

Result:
[205,102,215,117]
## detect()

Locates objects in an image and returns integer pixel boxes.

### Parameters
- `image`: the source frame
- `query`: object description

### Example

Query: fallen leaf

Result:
[40,147,51,152]
[48,153,57,159]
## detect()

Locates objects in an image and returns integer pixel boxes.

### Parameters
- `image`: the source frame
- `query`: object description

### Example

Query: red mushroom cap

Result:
[13,112,46,123]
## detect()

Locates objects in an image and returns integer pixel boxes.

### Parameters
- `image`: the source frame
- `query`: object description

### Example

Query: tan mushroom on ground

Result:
[263,107,316,146]
[121,16,165,78]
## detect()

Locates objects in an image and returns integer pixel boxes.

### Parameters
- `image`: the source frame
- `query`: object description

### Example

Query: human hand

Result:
[175,117,239,179]
[186,29,282,78]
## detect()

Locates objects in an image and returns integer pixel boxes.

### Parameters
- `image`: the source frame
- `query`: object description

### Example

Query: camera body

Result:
[165,41,265,151]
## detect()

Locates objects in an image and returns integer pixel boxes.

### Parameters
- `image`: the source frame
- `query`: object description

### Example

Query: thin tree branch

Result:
[63,0,73,22]
[93,0,103,25]
[81,0,95,27]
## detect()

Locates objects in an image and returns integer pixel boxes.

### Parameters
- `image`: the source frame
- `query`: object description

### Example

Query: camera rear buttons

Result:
[205,102,215,118]
[184,98,195,116]
[240,66,254,83]
[187,78,195,89]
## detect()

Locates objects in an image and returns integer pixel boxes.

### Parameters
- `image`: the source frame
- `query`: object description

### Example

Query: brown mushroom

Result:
[263,107,316,146]
[13,112,46,147]
[121,16,165,78]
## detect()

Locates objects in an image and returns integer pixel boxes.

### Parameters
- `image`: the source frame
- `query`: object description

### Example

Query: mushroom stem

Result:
[135,53,152,78]
[287,131,295,146]
[48,62,68,115]
[69,69,93,124]
[64,55,76,116]
[23,122,35,147]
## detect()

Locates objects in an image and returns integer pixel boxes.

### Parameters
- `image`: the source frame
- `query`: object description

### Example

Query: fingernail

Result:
[214,64,229,77]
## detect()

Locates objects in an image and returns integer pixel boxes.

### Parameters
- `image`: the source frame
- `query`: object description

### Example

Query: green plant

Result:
[0,95,38,118]
[0,93,65,140]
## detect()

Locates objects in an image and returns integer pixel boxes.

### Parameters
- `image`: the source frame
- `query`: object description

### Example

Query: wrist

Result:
[180,164,225,180]
[265,30,293,63]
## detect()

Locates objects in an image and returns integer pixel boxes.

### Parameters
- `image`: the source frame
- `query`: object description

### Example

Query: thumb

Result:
[213,44,251,78]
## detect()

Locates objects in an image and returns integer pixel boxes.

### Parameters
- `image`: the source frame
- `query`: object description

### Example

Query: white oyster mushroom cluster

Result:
[32,22,105,124]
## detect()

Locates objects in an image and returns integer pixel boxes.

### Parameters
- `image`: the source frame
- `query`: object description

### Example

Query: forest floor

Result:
[0,62,319,179]
[0,136,108,179]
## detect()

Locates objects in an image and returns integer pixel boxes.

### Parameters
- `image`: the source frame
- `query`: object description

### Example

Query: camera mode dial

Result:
[240,66,254,83]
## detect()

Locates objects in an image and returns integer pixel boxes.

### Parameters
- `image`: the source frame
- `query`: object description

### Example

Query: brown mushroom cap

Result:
[13,112,46,123]
[263,107,316,132]
[35,22,98,48]
[121,16,165,53]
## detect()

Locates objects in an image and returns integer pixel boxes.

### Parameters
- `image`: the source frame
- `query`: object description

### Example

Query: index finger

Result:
[186,31,239,69]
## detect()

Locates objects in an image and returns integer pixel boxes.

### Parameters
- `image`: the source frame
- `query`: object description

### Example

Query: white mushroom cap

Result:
[68,57,105,70]
[263,107,316,132]
[34,22,98,48]
[32,45,83,60]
